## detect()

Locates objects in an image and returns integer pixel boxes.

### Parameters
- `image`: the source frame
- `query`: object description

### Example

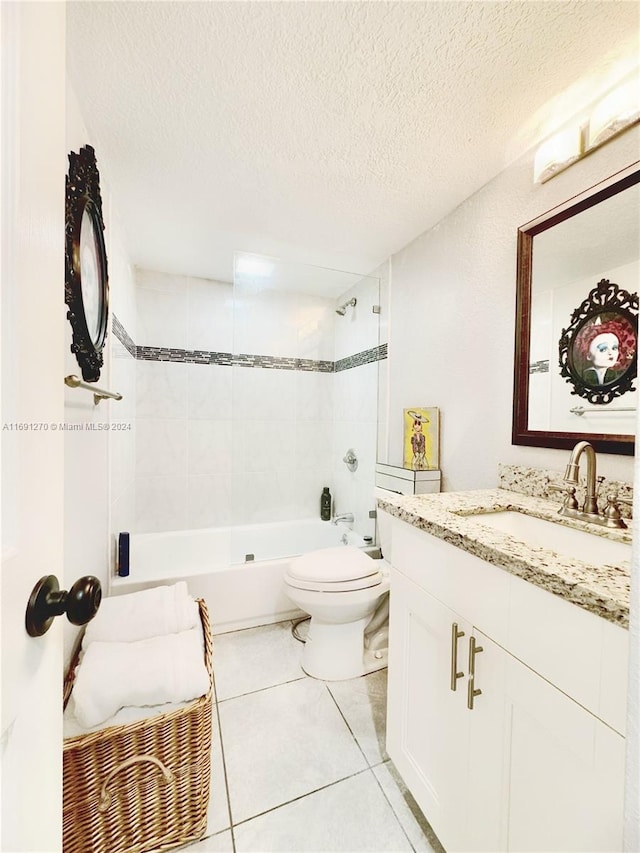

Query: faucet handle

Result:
[602,493,629,528]
[549,482,579,511]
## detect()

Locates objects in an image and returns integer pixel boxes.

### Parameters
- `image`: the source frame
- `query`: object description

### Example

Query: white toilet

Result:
[283,545,390,681]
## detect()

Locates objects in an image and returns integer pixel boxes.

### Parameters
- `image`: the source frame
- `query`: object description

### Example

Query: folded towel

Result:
[63,695,193,738]
[82,582,199,646]
[72,627,210,729]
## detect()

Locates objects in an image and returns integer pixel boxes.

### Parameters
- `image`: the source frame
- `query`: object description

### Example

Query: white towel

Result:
[82,582,200,647]
[72,627,210,729]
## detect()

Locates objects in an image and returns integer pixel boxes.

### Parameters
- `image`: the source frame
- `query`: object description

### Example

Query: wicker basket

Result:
[63,599,213,853]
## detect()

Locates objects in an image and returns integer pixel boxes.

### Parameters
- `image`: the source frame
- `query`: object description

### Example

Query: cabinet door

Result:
[469,629,625,853]
[504,651,625,852]
[387,569,471,851]
[463,630,509,852]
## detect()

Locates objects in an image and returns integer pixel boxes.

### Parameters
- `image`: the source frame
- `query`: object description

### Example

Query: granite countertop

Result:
[376,488,632,628]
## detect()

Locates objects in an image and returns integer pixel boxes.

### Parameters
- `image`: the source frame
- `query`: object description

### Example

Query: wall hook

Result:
[25,575,102,637]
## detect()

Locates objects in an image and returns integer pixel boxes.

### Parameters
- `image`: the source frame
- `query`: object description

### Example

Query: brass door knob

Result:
[25,574,102,637]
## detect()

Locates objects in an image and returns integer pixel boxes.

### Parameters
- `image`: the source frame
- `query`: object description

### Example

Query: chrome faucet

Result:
[332,513,354,525]
[551,440,628,529]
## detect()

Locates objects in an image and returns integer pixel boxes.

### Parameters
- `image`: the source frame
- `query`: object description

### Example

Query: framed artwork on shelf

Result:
[403,407,439,470]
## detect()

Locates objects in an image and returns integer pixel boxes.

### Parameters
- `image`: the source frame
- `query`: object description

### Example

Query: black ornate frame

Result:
[559,279,638,405]
[64,145,109,382]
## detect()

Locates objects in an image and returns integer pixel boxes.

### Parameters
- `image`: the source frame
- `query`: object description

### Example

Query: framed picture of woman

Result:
[560,279,638,405]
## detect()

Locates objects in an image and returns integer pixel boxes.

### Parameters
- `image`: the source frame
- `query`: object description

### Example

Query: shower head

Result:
[335,297,357,316]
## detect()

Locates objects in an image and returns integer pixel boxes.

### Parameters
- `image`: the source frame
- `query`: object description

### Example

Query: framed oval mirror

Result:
[512,164,640,455]
[65,145,109,382]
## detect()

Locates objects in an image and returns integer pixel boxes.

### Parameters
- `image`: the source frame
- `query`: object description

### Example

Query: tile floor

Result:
[177,620,444,853]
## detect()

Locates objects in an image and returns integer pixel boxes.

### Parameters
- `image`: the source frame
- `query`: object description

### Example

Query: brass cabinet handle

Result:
[450,622,466,691]
[467,636,484,710]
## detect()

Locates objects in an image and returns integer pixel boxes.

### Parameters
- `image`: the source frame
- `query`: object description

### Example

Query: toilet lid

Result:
[288,545,379,584]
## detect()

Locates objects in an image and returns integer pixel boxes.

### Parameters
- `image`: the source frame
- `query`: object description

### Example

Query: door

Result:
[387,569,471,851]
[1,3,66,850]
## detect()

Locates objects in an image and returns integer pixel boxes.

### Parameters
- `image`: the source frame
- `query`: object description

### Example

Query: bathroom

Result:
[1,2,639,851]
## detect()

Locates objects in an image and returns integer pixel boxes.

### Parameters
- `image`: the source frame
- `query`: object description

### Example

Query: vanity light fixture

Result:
[533,125,584,184]
[587,77,640,149]
[534,76,640,184]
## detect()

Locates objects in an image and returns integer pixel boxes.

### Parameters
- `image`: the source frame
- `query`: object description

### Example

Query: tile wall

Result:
[124,266,384,540]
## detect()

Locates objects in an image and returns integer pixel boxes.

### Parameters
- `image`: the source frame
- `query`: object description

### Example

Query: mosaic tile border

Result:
[335,343,387,373]
[113,314,386,373]
[530,359,549,374]
[112,315,136,358]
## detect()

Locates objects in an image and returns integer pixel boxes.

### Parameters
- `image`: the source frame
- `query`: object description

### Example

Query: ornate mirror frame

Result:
[559,278,637,404]
[512,164,640,456]
[65,145,109,382]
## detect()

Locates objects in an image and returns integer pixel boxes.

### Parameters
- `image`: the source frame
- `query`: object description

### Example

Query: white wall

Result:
[385,125,640,491]
[64,81,136,664]
[134,270,236,532]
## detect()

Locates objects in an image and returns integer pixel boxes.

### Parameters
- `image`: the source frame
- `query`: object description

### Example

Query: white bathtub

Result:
[109,519,370,634]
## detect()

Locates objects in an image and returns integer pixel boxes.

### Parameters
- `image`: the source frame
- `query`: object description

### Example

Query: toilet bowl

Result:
[283,545,390,681]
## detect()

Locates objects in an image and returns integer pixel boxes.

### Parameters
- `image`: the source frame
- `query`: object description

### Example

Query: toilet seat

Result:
[285,545,383,593]
[284,571,384,593]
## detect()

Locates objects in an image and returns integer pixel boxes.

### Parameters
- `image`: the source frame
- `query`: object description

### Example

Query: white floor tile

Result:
[213,622,305,701]
[183,829,234,852]
[373,761,444,853]
[218,678,367,824]
[233,769,413,852]
[327,668,388,766]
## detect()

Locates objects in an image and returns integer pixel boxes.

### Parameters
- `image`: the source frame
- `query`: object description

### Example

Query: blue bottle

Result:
[118,532,130,577]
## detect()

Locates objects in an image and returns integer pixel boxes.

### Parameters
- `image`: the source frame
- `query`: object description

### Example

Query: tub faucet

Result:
[551,440,627,528]
[332,513,354,525]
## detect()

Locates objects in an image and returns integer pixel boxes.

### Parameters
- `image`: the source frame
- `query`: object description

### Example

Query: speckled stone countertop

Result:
[376,488,632,628]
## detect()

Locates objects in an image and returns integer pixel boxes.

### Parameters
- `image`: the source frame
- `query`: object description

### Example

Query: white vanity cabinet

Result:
[385,513,627,853]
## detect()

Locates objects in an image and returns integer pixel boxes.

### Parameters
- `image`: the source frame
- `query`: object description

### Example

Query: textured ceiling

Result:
[66,1,639,285]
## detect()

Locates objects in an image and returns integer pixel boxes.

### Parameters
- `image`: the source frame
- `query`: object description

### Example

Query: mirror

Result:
[513,165,640,455]
[65,145,109,382]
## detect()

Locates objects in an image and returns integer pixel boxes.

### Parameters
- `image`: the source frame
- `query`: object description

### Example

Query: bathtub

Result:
[109,519,371,634]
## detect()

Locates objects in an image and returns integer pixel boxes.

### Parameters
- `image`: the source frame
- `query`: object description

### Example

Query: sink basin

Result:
[466,510,631,568]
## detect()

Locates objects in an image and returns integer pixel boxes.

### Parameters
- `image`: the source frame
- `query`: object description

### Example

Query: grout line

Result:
[371,761,445,853]
[211,666,237,852]
[324,681,375,768]
[229,766,375,830]
[216,673,307,705]
[369,764,419,852]
[212,617,300,639]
